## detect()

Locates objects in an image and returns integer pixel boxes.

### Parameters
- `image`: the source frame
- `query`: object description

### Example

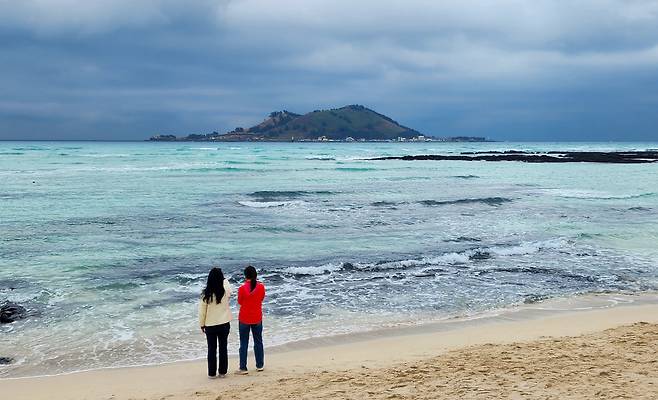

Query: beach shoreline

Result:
[4,293,658,399]
[4,291,657,380]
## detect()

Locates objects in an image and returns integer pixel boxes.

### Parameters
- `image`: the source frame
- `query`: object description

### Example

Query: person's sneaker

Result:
[234,369,248,375]
[256,367,264,372]
[208,375,218,379]
[218,374,226,378]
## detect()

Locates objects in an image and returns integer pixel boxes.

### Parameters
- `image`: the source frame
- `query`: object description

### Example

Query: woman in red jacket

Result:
[236,265,265,374]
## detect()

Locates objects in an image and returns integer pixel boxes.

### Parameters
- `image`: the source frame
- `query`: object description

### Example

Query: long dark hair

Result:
[244,265,257,292]
[202,267,225,304]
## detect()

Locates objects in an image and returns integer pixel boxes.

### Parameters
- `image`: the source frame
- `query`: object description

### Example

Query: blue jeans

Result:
[239,322,264,370]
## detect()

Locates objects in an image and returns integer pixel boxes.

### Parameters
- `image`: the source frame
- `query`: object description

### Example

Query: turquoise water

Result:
[1,141,658,377]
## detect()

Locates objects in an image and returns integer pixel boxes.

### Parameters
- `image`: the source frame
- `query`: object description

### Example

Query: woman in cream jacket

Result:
[199,267,232,378]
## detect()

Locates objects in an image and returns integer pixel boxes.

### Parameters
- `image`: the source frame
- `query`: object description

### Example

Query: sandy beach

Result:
[3,298,657,400]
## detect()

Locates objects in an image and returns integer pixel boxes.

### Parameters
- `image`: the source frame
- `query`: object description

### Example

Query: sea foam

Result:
[238,200,305,208]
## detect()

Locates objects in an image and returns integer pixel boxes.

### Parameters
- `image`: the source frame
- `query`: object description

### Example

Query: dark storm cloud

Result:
[1,0,658,140]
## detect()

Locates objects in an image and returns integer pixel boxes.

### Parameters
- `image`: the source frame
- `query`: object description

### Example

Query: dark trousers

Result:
[205,322,230,376]
[239,322,264,370]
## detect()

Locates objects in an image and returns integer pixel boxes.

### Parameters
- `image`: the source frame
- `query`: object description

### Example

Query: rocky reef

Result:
[1,302,27,323]
[370,151,658,163]
[0,357,14,365]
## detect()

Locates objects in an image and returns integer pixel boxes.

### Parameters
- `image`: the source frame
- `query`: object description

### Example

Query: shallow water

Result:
[1,141,658,377]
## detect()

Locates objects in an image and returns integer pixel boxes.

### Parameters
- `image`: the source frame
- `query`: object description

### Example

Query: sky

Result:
[1,0,658,141]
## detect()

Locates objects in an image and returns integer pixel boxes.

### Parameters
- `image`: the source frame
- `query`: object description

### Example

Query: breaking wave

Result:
[305,155,336,160]
[269,239,567,277]
[238,200,305,208]
[542,189,656,200]
[335,167,376,172]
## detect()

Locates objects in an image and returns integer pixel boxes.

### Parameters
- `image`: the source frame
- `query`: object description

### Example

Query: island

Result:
[148,105,489,142]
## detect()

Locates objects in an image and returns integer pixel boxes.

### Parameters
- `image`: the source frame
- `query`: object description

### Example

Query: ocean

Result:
[1,141,658,377]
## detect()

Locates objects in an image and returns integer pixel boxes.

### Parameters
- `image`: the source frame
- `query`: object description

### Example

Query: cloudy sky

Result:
[1,0,658,141]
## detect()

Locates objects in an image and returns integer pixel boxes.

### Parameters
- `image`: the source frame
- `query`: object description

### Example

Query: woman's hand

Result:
[201,326,206,333]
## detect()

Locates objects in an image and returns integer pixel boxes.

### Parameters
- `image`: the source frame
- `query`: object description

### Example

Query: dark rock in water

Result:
[413,272,436,278]
[469,251,492,260]
[0,357,14,365]
[371,200,399,207]
[341,262,358,271]
[370,151,658,164]
[444,236,482,243]
[0,302,27,323]
[524,294,549,304]
[419,197,512,207]
[628,206,652,211]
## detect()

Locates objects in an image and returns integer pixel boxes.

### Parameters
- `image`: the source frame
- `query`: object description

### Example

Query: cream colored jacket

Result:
[198,279,232,327]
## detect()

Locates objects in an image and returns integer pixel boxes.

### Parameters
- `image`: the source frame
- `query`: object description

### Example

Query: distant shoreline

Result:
[147,137,493,143]
[2,139,658,143]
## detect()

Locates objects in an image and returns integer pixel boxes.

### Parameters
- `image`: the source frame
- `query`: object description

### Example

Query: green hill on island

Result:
[242,105,421,141]
[151,105,425,142]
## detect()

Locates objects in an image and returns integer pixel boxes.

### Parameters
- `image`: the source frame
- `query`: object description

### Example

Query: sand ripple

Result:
[194,322,657,400]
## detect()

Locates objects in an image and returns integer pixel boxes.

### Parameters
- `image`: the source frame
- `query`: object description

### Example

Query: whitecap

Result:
[488,243,541,256]
[78,154,131,158]
[485,239,565,257]
[430,252,471,264]
[539,189,655,200]
[280,263,342,276]
[238,200,305,208]
[396,253,471,266]
[305,156,336,160]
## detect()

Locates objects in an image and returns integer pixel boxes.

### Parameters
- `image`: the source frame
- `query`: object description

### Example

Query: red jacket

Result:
[237,280,265,324]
